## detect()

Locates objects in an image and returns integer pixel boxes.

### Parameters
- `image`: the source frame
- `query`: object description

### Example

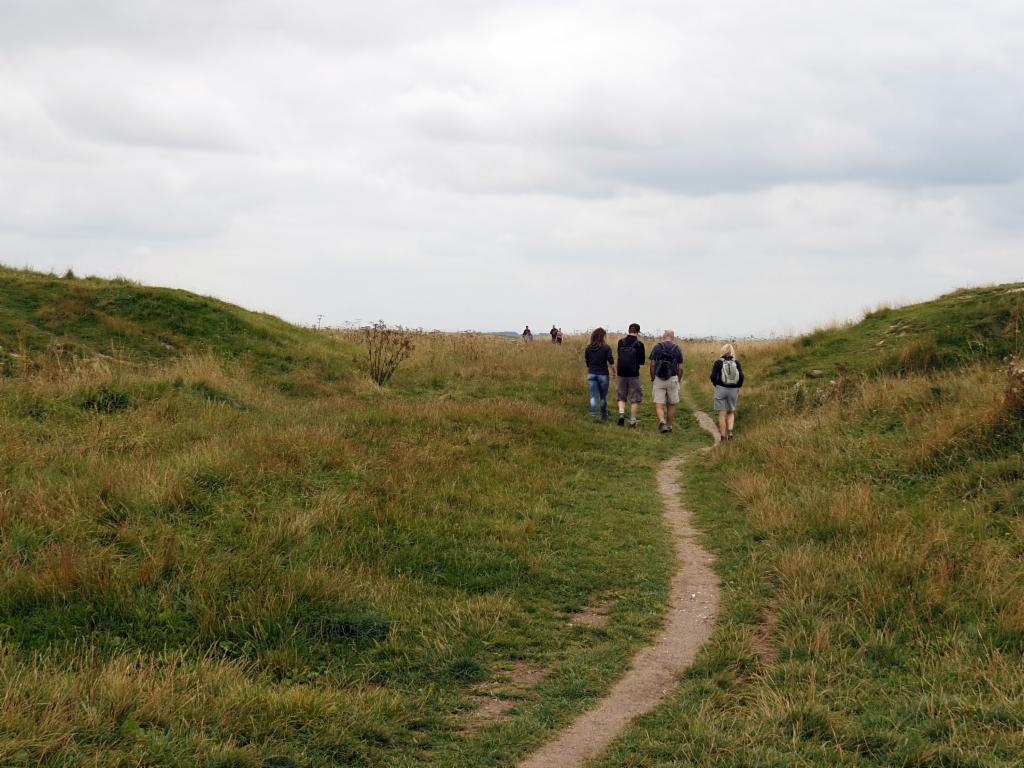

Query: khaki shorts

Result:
[652,375,680,405]
[616,376,643,404]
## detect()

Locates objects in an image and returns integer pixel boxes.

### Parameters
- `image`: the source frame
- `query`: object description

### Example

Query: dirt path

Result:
[518,410,721,768]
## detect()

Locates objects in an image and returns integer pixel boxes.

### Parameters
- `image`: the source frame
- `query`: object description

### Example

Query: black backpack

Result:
[618,339,638,373]
[654,344,676,380]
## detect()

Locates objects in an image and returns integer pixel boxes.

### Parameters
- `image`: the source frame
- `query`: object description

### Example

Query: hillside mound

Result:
[767,282,1024,381]
[0,265,352,392]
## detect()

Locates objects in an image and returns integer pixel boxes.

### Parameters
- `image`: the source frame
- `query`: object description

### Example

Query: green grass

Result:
[591,292,1024,767]
[0,266,702,767]
[764,282,1024,384]
[0,265,354,395]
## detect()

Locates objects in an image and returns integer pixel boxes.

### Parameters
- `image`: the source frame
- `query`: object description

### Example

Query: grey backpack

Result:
[720,357,740,385]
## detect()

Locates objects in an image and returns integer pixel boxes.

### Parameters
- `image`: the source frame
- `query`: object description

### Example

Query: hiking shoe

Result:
[667,424,673,432]
[617,414,625,426]
[728,431,735,440]
[659,421,669,434]
[628,419,637,429]
[601,412,609,422]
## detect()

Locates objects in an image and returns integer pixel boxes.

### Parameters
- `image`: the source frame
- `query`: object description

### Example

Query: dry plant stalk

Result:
[362,321,415,386]
[1006,356,1024,415]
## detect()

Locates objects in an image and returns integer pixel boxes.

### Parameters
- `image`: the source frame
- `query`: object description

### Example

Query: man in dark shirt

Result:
[649,329,684,434]
[615,323,646,427]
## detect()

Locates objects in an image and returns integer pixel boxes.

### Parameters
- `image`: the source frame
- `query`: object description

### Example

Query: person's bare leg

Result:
[655,402,666,426]
[719,410,728,438]
[630,402,640,420]
[666,403,676,428]
[617,399,626,416]
[727,411,736,433]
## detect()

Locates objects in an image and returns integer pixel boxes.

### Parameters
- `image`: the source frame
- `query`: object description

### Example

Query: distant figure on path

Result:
[584,327,614,420]
[522,325,533,341]
[649,330,684,434]
[615,323,646,428]
[556,328,563,345]
[710,343,744,440]
[550,325,558,343]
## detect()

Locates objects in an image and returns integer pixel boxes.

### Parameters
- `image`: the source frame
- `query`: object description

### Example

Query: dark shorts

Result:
[616,376,643,404]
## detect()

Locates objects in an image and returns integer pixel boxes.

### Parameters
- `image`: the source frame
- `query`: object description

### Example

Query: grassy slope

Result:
[768,283,1024,382]
[594,284,1024,767]
[0,265,351,395]
[0,267,701,767]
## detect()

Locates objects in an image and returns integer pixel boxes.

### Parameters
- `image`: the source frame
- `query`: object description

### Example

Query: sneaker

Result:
[628,419,637,428]
[728,431,735,440]
[617,414,625,426]
[659,422,669,434]
[667,424,673,432]
[601,412,609,421]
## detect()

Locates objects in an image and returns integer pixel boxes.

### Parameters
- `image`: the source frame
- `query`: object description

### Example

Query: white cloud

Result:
[0,0,1022,335]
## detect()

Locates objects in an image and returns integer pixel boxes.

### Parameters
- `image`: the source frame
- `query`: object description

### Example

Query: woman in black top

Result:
[584,327,614,420]
[710,343,744,440]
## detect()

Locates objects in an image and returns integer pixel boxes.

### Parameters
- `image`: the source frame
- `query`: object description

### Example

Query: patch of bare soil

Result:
[518,410,721,768]
[566,594,617,629]
[754,606,779,663]
[462,661,549,732]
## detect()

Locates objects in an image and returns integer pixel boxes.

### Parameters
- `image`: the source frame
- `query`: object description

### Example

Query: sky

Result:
[1,0,1022,336]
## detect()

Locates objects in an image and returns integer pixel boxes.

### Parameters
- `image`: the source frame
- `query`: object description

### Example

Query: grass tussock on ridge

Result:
[594,285,1024,767]
[0,267,698,767]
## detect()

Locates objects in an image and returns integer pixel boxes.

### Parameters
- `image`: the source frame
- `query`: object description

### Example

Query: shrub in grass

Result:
[361,321,414,386]
[75,383,136,413]
[1005,356,1024,417]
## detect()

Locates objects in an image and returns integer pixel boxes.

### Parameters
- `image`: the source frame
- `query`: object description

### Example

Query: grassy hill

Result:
[0,267,697,767]
[767,282,1024,382]
[0,265,352,395]
[595,284,1024,767]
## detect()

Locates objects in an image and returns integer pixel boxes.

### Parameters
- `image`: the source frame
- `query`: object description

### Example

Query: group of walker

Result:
[521,325,563,344]
[584,325,744,440]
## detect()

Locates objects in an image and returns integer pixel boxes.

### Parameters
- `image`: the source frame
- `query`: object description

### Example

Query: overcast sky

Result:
[1,1,1022,335]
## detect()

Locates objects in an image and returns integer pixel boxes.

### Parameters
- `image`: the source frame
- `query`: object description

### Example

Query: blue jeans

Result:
[587,374,609,417]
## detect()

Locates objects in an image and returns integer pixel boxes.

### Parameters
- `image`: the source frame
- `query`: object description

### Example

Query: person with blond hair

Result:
[710,343,744,440]
[649,329,684,433]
